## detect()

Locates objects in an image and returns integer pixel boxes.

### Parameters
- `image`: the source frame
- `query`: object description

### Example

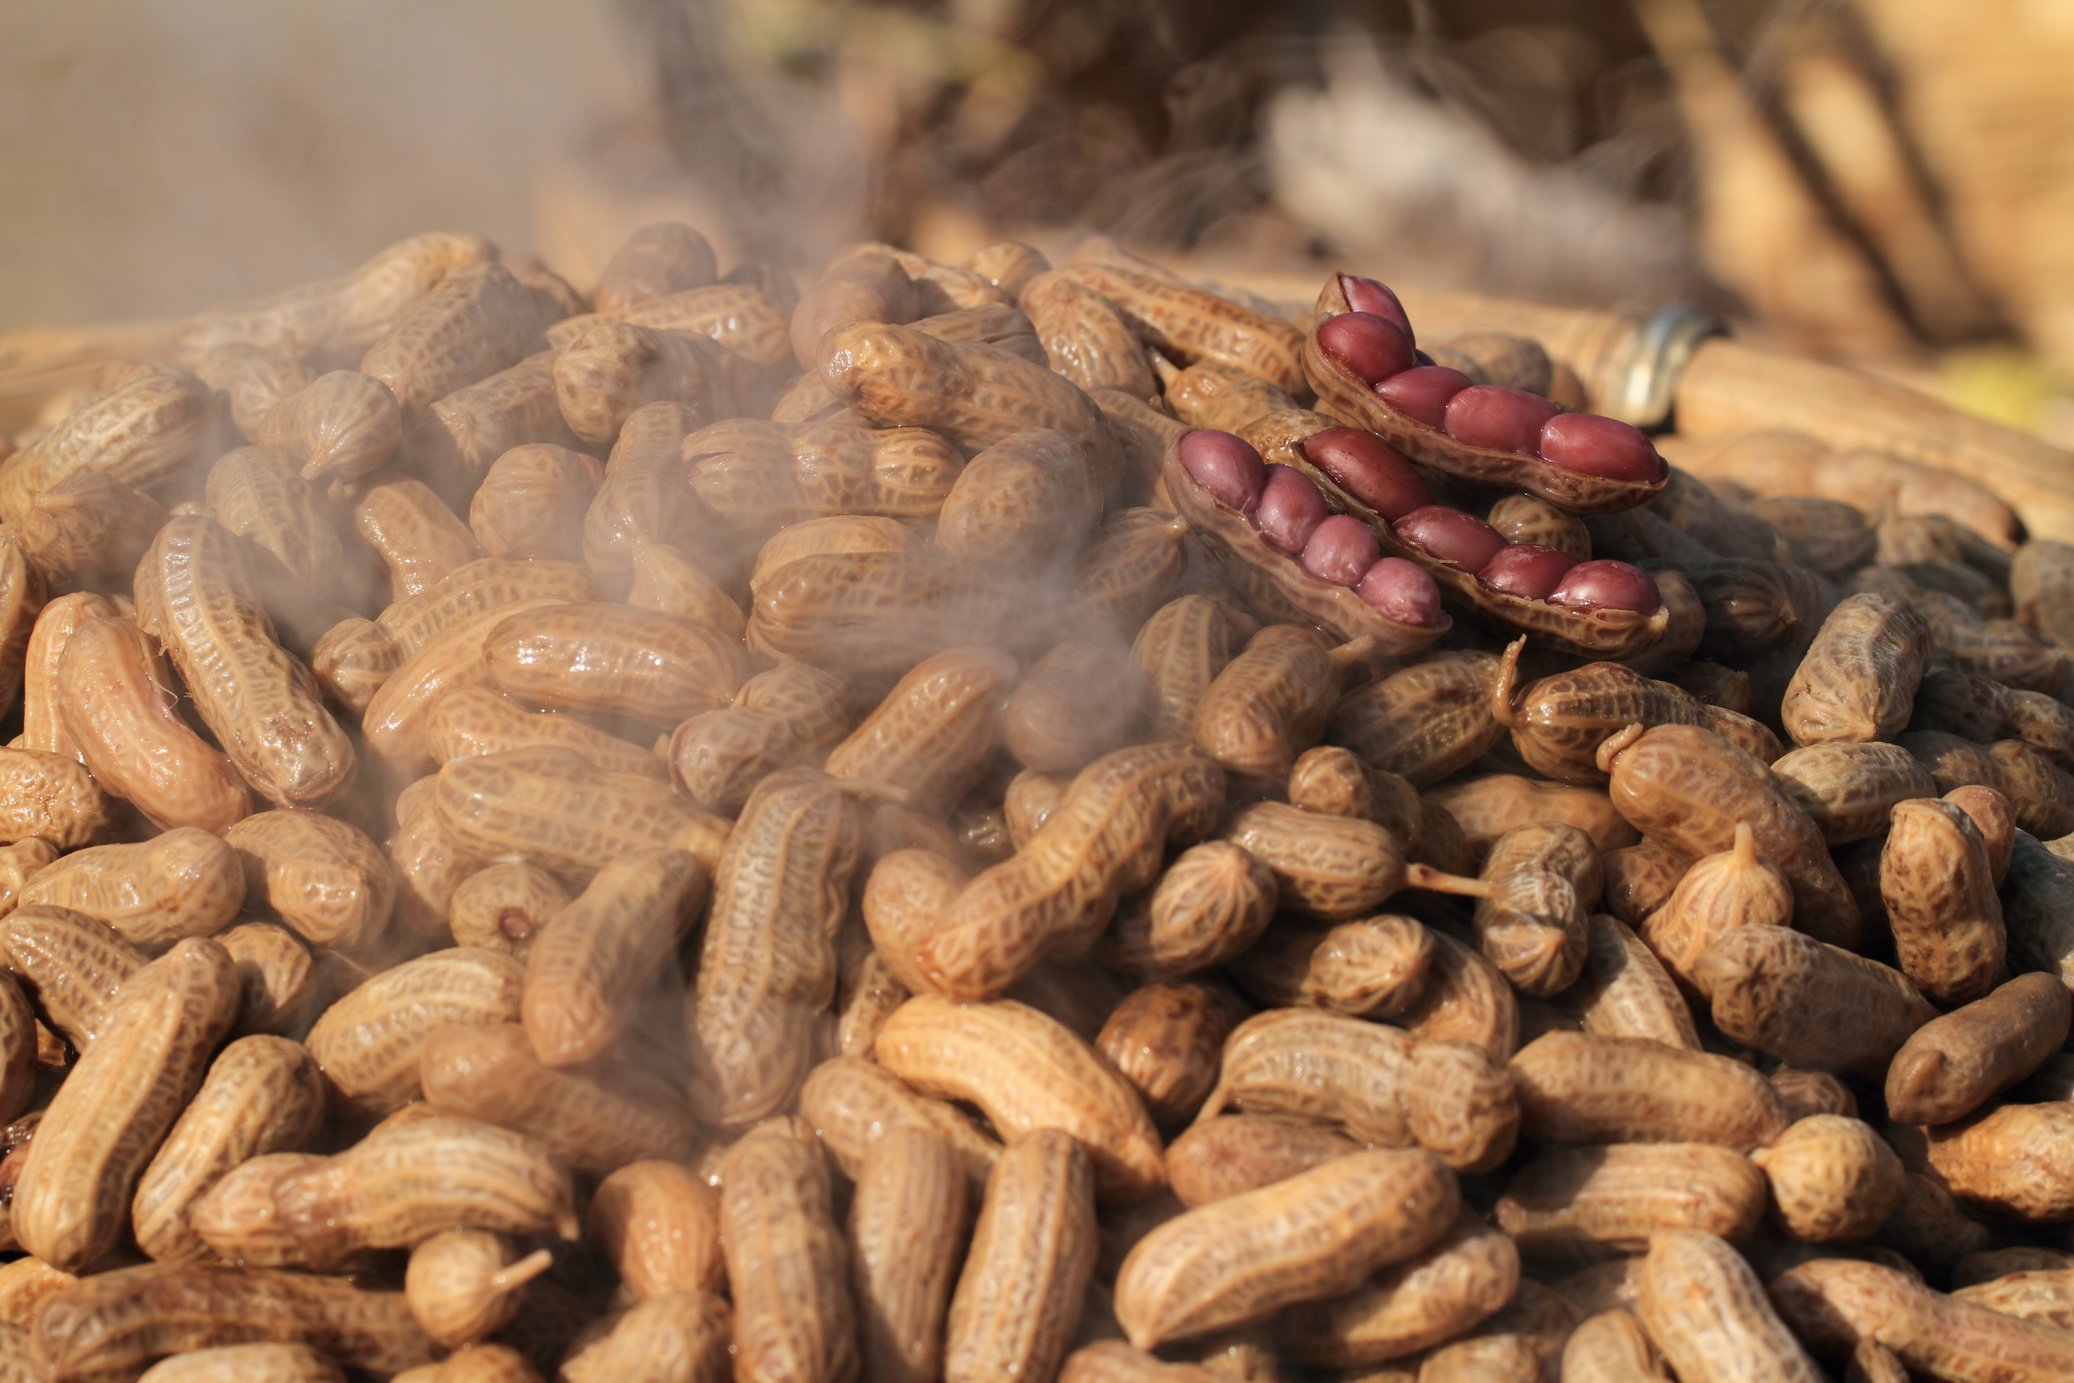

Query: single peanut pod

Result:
[1021,270,1158,396]
[130,1034,326,1263]
[305,947,525,1115]
[354,472,483,601]
[824,647,1019,812]
[718,1125,858,1383]
[1115,1148,1457,1349]
[1270,1215,1518,1369]
[267,1115,577,1271]
[945,1130,1097,1382]
[254,368,400,484]
[203,444,348,607]
[1635,822,1793,992]
[1636,1230,1825,1383]
[224,811,393,951]
[1199,1008,1517,1174]
[1096,841,1277,977]
[797,1054,1001,1190]
[1164,1115,1361,1208]
[589,1159,723,1303]
[1770,742,1939,845]
[875,996,1164,1201]
[1782,591,1932,745]
[1887,973,2070,1126]
[12,938,241,1270]
[1132,594,1252,742]
[135,1341,348,1383]
[360,261,543,412]
[1951,1269,2074,1329]
[1771,1256,2074,1381]
[434,746,729,879]
[1095,981,1244,1130]
[134,516,355,810]
[1008,637,1146,774]
[1231,913,1433,1020]
[1918,1101,2074,1220]
[0,903,145,1049]
[31,1257,440,1378]
[1879,797,2007,1006]
[404,1229,552,1349]
[522,847,705,1067]
[790,244,918,367]
[626,541,746,638]
[1694,927,1935,1077]
[685,772,861,1125]
[0,363,216,522]
[557,1292,732,1383]
[447,863,569,959]
[1495,1142,1766,1256]
[19,829,244,949]
[1562,912,1699,1048]
[1395,927,1519,1062]
[1508,1030,1788,1150]
[847,1126,967,1383]
[886,742,1226,1001]
[19,592,117,758]
[669,659,854,813]
[420,1022,697,1173]
[1469,823,1595,996]
[1286,745,1422,839]
[1598,722,1856,946]
[1053,261,1304,394]
[1428,774,1639,863]
[0,747,107,850]
[483,600,746,727]
[1749,1114,1905,1243]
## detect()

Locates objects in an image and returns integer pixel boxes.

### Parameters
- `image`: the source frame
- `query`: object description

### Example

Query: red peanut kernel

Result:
[1338,275,1415,344]
[1375,365,1474,429]
[1300,515,1382,586]
[1537,413,1666,484]
[1549,559,1661,615]
[1393,505,1506,571]
[1300,428,1431,521]
[1443,385,1562,455]
[1255,464,1332,555]
[1316,312,1416,385]
[1177,429,1266,511]
[1477,543,1578,601]
[1356,557,1445,625]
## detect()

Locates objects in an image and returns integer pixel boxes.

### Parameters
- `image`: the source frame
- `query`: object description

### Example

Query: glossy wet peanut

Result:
[687,772,860,1126]
[1635,822,1793,993]
[268,1115,579,1271]
[16,469,169,594]
[0,747,108,851]
[1772,1255,2074,1381]
[843,1125,966,1383]
[944,1129,1097,1383]
[135,516,356,810]
[434,746,729,880]
[20,829,245,949]
[1271,1214,1518,1369]
[1132,595,1253,743]
[1566,913,1699,1048]
[718,1124,858,1383]
[1008,637,1147,774]
[1782,591,1931,745]
[1163,1115,1361,1208]
[445,863,568,959]
[1471,822,1597,997]
[354,472,483,602]
[1887,972,2070,1126]
[1115,1148,1457,1349]
[1749,1114,1905,1243]
[404,1229,552,1349]
[1327,651,1505,787]
[1097,841,1278,977]
[1230,913,1432,1020]
[1199,1008,1517,1173]
[1495,1142,1766,1255]
[19,591,117,759]
[1770,742,1938,845]
[557,1292,731,1383]
[1191,625,1365,796]
[135,1341,349,1383]
[1509,1031,1788,1150]
[1880,797,2006,1006]
[875,996,1163,1202]
[1427,773,1639,862]
[224,811,394,951]
[58,614,251,833]
[12,938,241,1270]
[1694,927,1934,1077]
[1095,981,1244,1130]
[0,903,145,1050]
[668,660,852,813]
[0,362,216,522]
[1637,1231,1824,1383]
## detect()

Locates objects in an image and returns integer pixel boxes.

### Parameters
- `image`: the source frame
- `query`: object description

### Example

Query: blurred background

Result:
[5,0,2073,439]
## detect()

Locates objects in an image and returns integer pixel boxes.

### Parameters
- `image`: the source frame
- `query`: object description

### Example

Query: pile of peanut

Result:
[2,222,2074,1382]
